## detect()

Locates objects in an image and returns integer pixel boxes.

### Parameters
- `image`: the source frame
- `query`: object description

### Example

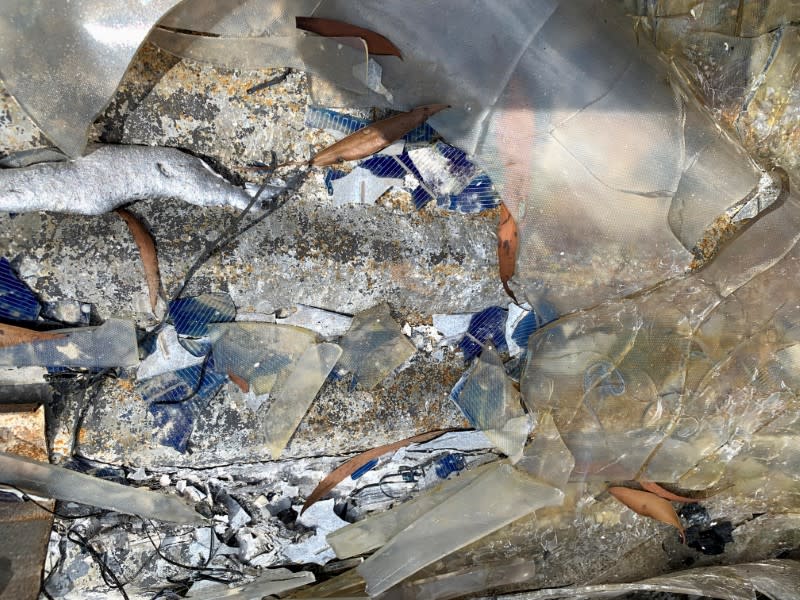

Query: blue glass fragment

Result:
[178,336,212,358]
[434,453,466,479]
[351,458,379,480]
[324,169,347,195]
[459,306,508,361]
[305,106,436,143]
[360,155,406,179]
[441,175,499,213]
[139,357,227,452]
[0,258,40,321]
[412,186,433,209]
[169,293,236,337]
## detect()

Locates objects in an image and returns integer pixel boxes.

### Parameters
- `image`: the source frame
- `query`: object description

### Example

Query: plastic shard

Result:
[356,462,563,596]
[262,342,342,457]
[0,451,200,523]
[208,322,316,395]
[0,319,139,368]
[336,303,416,390]
[452,344,531,462]
[0,258,40,321]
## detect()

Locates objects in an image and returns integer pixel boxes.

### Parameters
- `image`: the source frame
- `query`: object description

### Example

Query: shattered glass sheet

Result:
[0,319,138,368]
[0,0,182,157]
[2,0,800,598]
[336,302,416,390]
[310,0,764,316]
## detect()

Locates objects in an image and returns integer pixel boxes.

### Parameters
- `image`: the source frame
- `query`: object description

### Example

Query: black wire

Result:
[6,485,104,519]
[67,530,130,600]
[165,170,305,313]
[140,519,244,578]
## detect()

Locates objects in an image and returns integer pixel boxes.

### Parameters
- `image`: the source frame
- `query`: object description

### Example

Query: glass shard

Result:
[169,292,236,337]
[452,344,530,462]
[0,451,199,523]
[208,322,316,395]
[0,319,139,368]
[336,303,416,390]
[262,342,342,457]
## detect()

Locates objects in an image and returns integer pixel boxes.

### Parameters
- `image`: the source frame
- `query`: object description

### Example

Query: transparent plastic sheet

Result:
[148,27,383,99]
[0,451,200,523]
[523,192,800,485]
[356,463,563,596]
[493,559,800,600]
[0,319,139,368]
[0,0,182,157]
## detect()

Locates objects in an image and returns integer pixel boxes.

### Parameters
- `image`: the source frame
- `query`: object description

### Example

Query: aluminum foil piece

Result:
[0,145,258,215]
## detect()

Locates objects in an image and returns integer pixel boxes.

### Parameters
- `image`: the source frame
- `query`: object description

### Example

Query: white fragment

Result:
[432,313,474,339]
[159,474,171,487]
[276,304,353,338]
[332,167,404,206]
[127,466,148,481]
[136,326,205,381]
[506,303,532,357]
[281,499,348,565]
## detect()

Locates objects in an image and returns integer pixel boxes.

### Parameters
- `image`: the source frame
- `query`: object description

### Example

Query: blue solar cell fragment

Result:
[434,453,467,479]
[139,357,227,452]
[351,458,379,480]
[305,106,437,143]
[0,257,41,321]
[169,293,236,337]
[459,306,508,361]
[324,168,348,195]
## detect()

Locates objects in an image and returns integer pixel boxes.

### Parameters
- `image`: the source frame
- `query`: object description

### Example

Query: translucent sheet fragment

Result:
[262,342,341,457]
[0,0,182,157]
[208,322,316,395]
[336,303,415,390]
[0,451,199,523]
[523,192,800,487]
[357,462,563,596]
[494,559,800,600]
[0,319,139,368]
[452,344,531,462]
[328,464,490,559]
